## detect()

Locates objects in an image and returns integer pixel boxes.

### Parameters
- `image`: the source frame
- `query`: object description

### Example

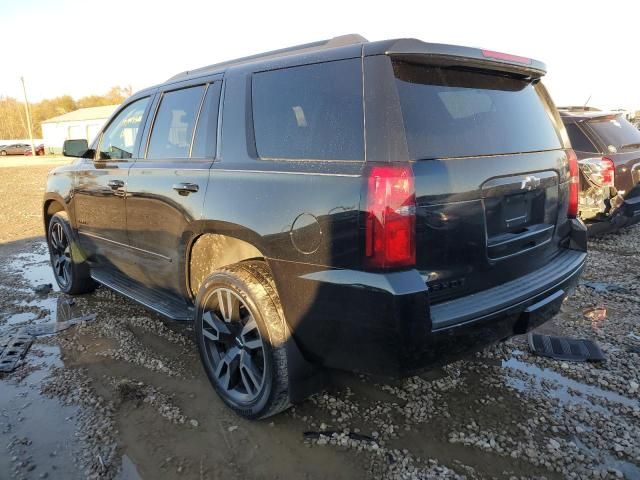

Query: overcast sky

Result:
[1,0,638,111]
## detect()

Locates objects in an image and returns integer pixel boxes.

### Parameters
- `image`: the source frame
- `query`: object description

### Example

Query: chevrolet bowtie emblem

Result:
[521,175,541,191]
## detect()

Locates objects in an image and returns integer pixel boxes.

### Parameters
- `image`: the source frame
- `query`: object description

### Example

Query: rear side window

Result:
[191,82,221,158]
[587,115,640,152]
[392,62,562,159]
[252,59,364,161]
[565,123,598,153]
[147,85,205,159]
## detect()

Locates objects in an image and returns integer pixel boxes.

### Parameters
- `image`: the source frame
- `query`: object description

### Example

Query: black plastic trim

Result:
[91,269,193,321]
[430,248,585,330]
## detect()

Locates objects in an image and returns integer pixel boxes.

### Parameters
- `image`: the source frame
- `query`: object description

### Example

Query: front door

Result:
[73,97,151,273]
[126,81,222,298]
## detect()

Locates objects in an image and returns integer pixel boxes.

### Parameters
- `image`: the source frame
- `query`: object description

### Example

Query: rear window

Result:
[252,59,364,161]
[392,62,562,159]
[587,115,640,152]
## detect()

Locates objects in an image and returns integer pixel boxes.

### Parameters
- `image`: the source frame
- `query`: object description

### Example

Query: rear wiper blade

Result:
[619,142,640,150]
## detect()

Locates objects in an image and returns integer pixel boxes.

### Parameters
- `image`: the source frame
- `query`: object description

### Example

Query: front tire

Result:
[195,261,291,419]
[0,150,6,156]
[46,212,96,294]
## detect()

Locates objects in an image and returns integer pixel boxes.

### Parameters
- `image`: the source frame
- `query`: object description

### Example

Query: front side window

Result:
[147,85,205,159]
[98,97,149,160]
[252,59,364,161]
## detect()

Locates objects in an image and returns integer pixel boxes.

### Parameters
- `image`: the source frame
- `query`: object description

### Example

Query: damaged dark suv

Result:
[44,35,587,419]
[560,109,640,234]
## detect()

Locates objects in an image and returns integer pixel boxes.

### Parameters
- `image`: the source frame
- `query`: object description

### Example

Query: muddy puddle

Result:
[0,344,79,479]
[503,354,638,411]
[7,248,59,292]
[2,235,640,479]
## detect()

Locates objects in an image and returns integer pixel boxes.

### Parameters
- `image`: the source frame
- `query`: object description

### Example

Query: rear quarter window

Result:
[392,62,563,159]
[251,59,364,161]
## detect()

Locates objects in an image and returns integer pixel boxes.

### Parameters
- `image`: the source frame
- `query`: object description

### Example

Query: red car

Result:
[24,144,45,156]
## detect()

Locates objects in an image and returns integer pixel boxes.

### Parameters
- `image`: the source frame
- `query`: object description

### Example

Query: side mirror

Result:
[62,139,89,158]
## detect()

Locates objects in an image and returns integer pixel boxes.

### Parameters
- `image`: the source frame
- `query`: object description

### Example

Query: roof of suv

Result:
[167,34,369,81]
[166,34,547,83]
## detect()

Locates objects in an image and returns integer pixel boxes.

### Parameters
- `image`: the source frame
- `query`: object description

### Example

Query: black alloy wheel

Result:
[200,287,266,404]
[46,211,96,295]
[195,262,291,419]
[49,220,72,289]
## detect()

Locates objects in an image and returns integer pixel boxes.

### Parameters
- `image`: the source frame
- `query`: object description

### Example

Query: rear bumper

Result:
[587,195,640,235]
[401,247,585,375]
[272,229,587,378]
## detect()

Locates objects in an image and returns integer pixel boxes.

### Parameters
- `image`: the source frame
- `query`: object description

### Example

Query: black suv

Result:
[560,109,640,233]
[44,35,587,419]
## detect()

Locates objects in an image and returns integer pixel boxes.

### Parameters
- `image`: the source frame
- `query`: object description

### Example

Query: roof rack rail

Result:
[167,34,368,81]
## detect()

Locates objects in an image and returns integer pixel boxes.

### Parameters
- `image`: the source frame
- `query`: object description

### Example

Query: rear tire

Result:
[46,211,96,294]
[195,261,291,419]
[0,150,6,156]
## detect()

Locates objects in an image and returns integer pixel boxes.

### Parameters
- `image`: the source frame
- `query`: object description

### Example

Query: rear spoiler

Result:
[379,39,547,79]
[562,112,621,123]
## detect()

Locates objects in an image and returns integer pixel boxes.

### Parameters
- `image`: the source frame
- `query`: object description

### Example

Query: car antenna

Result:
[583,94,592,109]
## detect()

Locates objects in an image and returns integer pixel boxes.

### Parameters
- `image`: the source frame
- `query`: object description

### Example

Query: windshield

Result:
[392,62,563,159]
[587,115,640,151]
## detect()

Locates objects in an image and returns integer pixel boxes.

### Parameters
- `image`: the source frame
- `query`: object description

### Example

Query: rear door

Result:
[74,97,152,268]
[365,56,568,303]
[125,80,222,298]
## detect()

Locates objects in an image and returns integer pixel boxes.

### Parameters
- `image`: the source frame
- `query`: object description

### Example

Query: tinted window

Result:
[587,115,640,151]
[99,98,149,160]
[147,85,205,159]
[252,59,364,160]
[392,62,562,159]
[191,82,221,158]
[565,123,598,153]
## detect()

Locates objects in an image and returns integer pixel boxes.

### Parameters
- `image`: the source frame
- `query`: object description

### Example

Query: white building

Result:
[41,105,119,153]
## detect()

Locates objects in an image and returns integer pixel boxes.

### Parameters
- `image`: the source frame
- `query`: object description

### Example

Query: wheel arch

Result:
[185,221,270,299]
[43,194,68,233]
[187,229,325,404]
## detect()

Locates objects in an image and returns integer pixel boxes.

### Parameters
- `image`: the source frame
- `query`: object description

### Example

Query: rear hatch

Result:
[364,45,571,304]
[582,114,640,199]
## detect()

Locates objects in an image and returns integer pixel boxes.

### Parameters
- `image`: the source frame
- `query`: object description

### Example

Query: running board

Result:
[91,269,193,321]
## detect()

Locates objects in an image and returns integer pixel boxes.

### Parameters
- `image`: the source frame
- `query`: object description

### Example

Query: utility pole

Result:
[20,76,36,157]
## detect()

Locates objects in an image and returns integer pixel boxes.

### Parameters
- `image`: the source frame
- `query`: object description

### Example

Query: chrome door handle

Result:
[108,179,125,189]
[172,183,199,196]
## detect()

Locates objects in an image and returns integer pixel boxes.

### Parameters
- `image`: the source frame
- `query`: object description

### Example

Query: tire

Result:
[0,151,6,156]
[195,261,291,419]
[46,211,96,294]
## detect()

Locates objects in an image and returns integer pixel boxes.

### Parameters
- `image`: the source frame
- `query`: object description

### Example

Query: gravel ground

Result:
[0,162,639,479]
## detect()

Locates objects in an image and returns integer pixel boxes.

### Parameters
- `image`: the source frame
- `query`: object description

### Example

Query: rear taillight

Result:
[601,156,615,186]
[365,164,416,269]
[577,156,615,188]
[567,149,579,218]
